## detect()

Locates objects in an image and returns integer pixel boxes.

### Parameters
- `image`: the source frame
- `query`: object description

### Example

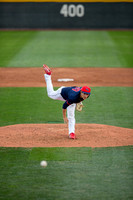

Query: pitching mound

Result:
[0,124,133,148]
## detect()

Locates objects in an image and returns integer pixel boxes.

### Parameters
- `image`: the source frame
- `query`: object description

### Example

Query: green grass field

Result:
[0,30,133,200]
[0,87,133,128]
[0,30,133,67]
[0,147,133,200]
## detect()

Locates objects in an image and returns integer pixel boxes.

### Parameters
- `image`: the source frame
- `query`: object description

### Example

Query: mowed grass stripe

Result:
[108,31,133,67]
[0,31,37,67]
[0,146,133,200]
[0,87,133,128]
[0,31,133,67]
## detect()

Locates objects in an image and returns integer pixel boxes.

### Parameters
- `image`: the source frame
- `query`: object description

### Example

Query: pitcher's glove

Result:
[76,102,83,112]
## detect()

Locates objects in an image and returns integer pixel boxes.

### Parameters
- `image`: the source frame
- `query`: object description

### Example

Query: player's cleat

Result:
[43,64,52,75]
[69,132,75,139]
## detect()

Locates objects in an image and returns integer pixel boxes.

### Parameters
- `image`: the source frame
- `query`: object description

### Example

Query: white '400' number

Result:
[60,4,84,17]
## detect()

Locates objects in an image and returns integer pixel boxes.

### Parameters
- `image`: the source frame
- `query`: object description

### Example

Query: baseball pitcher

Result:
[43,64,91,139]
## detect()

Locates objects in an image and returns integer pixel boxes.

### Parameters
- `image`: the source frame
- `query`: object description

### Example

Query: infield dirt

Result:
[0,67,133,87]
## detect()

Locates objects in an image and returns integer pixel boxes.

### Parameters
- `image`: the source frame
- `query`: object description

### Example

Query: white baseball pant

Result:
[44,74,76,135]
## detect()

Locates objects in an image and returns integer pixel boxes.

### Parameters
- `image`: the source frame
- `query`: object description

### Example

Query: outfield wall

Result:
[0,2,133,29]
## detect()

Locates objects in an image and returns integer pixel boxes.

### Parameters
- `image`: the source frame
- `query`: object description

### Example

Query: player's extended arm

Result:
[62,109,68,124]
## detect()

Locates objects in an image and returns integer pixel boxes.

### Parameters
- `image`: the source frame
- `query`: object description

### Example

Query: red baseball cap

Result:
[81,86,91,94]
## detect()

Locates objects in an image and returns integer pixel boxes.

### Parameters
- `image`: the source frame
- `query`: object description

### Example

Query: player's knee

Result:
[48,95,54,100]
[67,110,75,120]
[48,92,57,100]
[47,93,52,98]
[68,114,75,121]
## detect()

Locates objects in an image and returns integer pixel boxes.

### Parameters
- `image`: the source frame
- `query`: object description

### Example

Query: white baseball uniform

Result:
[44,74,76,135]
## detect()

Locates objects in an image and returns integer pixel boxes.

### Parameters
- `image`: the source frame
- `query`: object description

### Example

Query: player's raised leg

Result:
[43,64,64,101]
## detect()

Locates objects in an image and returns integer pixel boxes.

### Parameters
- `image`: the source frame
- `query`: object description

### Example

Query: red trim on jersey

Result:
[66,100,71,105]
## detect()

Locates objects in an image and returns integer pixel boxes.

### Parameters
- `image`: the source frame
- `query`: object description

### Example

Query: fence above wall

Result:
[0,2,133,29]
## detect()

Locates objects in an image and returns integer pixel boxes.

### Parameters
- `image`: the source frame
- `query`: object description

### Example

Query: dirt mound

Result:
[0,124,133,148]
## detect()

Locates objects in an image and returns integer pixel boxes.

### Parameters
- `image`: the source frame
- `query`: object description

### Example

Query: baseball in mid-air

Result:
[40,160,47,167]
